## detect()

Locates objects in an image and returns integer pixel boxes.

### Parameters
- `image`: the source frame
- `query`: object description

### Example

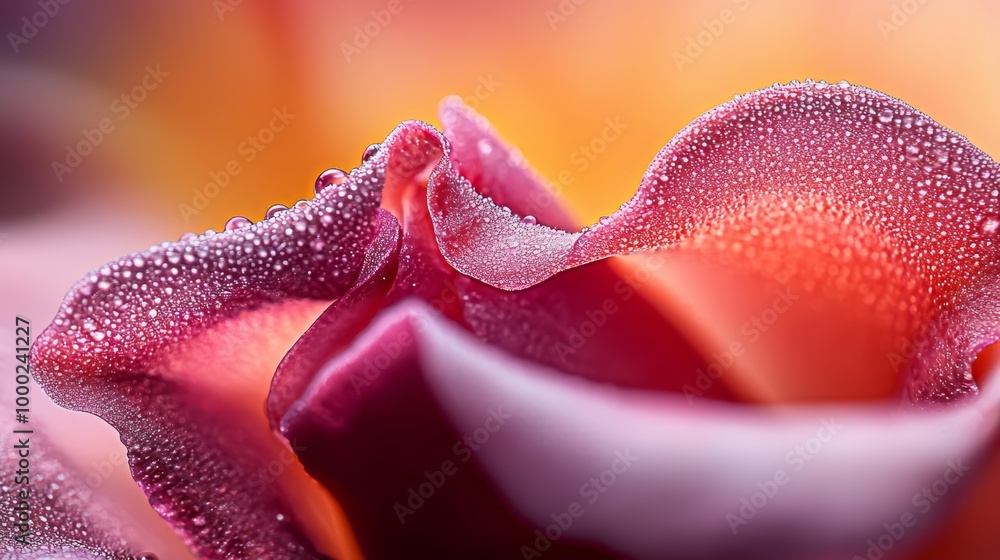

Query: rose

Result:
[19,81,1000,558]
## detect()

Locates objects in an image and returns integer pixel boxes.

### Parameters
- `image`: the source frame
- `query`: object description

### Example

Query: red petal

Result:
[283,301,1000,559]
[395,100,733,397]
[281,302,610,559]
[268,209,401,426]
[438,96,577,231]
[428,81,1000,404]
[28,133,425,558]
[1,427,144,559]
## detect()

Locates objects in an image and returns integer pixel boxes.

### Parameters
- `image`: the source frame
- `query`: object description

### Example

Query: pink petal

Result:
[423,100,732,396]
[438,95,577,231]
[1,426,147,559]
[267,209,401,426]
[427,81,1000,404]
[28,131,429,558]
[281,302,608,559]
[283,301,1000,559]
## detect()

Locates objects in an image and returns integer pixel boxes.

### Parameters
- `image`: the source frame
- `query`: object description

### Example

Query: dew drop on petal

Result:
[877,108,894,124]
[980,214,1000,235]
[315,168,348,194]
[362,143,380,162]
[520,215,537,225]
[265,204,287,219]
[224,216,252,231]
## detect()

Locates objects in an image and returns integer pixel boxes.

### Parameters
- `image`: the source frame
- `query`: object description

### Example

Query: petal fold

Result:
[284,301,1000,559]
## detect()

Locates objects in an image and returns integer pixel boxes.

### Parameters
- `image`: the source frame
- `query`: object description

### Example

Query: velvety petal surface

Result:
[426,81,1000,404]
[401,100,735,397]
[283,301,1000,560]
[33,83,1000,559]
[1,426,144,559]
[27,129,429,558]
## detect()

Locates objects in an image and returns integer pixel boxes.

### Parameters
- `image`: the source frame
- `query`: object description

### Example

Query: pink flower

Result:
[22,81,1000,559]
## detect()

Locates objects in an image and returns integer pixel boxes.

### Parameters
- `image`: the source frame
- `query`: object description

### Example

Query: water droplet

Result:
[904,145,921,161]
[192,515,206,527]
[149,309,158,319]
[90,331,106,342]
[877,108,894,124]
[362,143,380,162]
[265,204,287,219]
[225,216,252,231]
[139,554,159,560]
[520,215,537,225]
[980,215,1000,235]
[315,168,348,193]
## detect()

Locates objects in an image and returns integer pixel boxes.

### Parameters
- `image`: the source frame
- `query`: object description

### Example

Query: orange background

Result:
[6,1,999,237]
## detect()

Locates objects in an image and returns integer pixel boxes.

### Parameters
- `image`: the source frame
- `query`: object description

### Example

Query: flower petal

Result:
[438,95,577,231]
[394,100,734,396]
[283,301,1000,559]
[280,302,610,559]
[28,129,434,558]
[427,81,1000,403]
[267,209,401,426]
[1,427,144,559]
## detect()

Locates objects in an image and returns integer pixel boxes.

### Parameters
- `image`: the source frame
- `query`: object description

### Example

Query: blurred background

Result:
[1,1,999,558]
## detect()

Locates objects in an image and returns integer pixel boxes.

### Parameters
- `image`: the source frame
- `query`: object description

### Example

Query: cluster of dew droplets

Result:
[572,79,1000,402]
[0,431,146,557]
[39,143,390,377]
